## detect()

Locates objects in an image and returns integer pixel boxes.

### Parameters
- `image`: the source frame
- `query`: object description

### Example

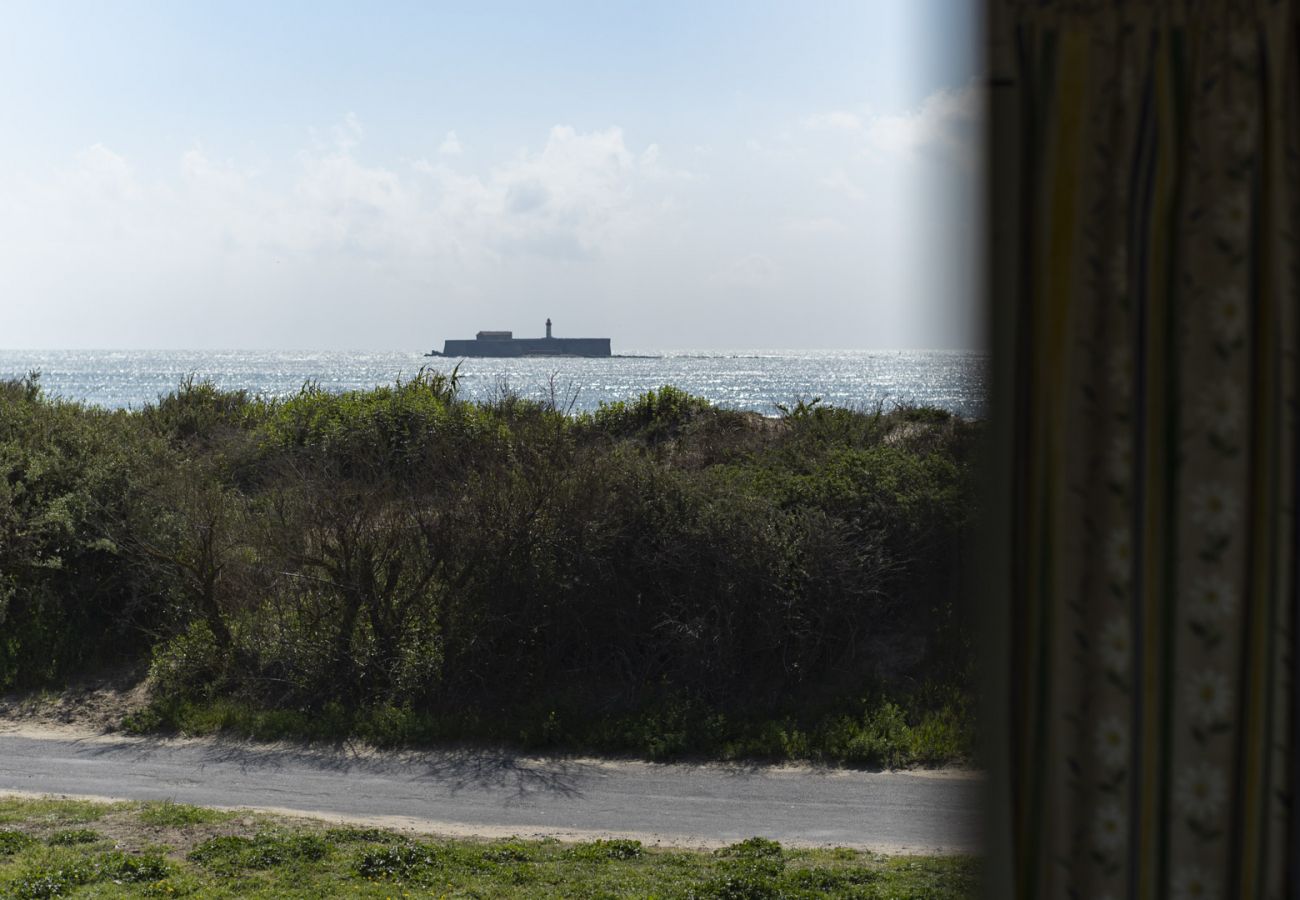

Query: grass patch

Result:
[352,841,448,882]
[4,847,172,898]
[0,797,120,826]
[188,829,330,874]
[138,799,232,827]
[44,828,100,846]
[564,838,644,861]
[0,831,37,855]
[133,684,975,769]
[0,797,980,898]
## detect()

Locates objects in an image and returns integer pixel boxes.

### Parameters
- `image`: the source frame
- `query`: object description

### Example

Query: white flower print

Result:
[1173,866,1213,900]
[1188,574,1237,623]
[1176,763,1228,820]
[1208,283,1247,344]
[1106,527,1134,583]
[1197,379,1245,438]
[1189,482,1241,534]
[1186,670,1233,726]
[1099,616,1131,675]
[1094,715,1129,768]
[1093,802,1127,851]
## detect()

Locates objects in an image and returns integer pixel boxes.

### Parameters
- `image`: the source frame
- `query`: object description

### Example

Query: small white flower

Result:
[1208,283,1247,343]
[1186,670,1233,726]
[1214,190,1251,247]
[1173,865,1213,900]
[1106,527,1134,583]
[1107,433,1134,486]
[1197,379,1245,437]
[1190,482,1241,534]
[1095,715,1129,768]
[1176,762,1228,820]
[1099,615,1132,675]
[1188,574,1238,623]
[1093,802,1127,851]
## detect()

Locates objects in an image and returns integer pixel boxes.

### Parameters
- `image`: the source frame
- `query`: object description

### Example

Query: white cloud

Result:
[0,93,981,350]
[805,83,983,169]
[0,119,687,346]
[866,84,981,167]
[439,130,463,155]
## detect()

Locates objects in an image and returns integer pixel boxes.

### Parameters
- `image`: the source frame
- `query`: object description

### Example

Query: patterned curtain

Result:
[985,2,1299,897]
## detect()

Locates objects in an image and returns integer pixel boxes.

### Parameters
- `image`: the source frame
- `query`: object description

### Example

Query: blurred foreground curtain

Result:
[985,1,1300,897]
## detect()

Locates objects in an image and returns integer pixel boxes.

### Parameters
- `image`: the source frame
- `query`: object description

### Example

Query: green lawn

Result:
[0,796,979,898]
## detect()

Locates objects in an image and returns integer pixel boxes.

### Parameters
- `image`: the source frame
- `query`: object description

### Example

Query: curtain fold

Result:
[988,2,1300,896]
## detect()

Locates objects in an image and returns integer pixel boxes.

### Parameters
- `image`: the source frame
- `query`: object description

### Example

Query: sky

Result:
[0,1,983,351]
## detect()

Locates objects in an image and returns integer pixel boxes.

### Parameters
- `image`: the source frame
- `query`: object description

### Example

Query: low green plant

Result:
[137,800,230,827]
[565,839,644,861]
[44,829,99,846]
[3,849,171,899]
[324,826,403,844]
[0,830,36,855]
[353,841,446,882]
[188,829,329,873]
[0,797,981,898]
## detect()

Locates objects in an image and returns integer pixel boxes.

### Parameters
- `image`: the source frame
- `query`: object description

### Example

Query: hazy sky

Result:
[1,1,982,351]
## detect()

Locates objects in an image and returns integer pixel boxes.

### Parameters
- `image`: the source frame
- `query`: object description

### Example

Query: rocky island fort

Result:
[431,319,611,358]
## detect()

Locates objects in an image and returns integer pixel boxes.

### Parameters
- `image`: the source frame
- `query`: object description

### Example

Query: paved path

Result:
[0,728,982,853]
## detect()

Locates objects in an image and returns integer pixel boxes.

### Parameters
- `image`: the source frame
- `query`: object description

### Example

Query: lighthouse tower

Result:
[546,318,553,338]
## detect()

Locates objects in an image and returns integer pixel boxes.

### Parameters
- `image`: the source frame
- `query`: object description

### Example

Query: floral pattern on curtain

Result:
[989,2,1299,897]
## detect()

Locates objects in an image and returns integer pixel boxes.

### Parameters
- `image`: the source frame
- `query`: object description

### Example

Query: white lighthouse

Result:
[545,317,552,338]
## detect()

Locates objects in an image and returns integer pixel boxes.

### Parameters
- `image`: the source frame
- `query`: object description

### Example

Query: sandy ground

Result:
[0,666,151,733]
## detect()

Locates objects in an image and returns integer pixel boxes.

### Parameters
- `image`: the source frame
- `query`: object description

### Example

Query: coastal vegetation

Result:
[0,796,980,898]
[0,371,978,765]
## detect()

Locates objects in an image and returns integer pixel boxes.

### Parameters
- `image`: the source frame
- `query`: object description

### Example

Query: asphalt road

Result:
[0,728,982,853]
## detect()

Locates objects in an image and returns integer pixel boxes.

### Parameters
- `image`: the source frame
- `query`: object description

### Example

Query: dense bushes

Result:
[1,373,979,761]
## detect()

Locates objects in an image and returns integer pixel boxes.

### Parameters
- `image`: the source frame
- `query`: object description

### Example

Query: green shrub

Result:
[353,842,446,882]
[44,829,99,846]
[565,839,644,861]
[0,830,36,854]
[3,376,977,765]
[189,830,329,873]
[716,837,783,861]
[138,800,229,827]
[145,622,227,703]
[93,850,172,882]
[325,826,404,845]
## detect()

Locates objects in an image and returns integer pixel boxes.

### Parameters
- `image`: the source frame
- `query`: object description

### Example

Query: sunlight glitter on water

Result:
[0,349,987,418]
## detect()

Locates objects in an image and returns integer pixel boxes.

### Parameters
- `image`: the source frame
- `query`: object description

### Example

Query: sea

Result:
[0,349,988,419]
